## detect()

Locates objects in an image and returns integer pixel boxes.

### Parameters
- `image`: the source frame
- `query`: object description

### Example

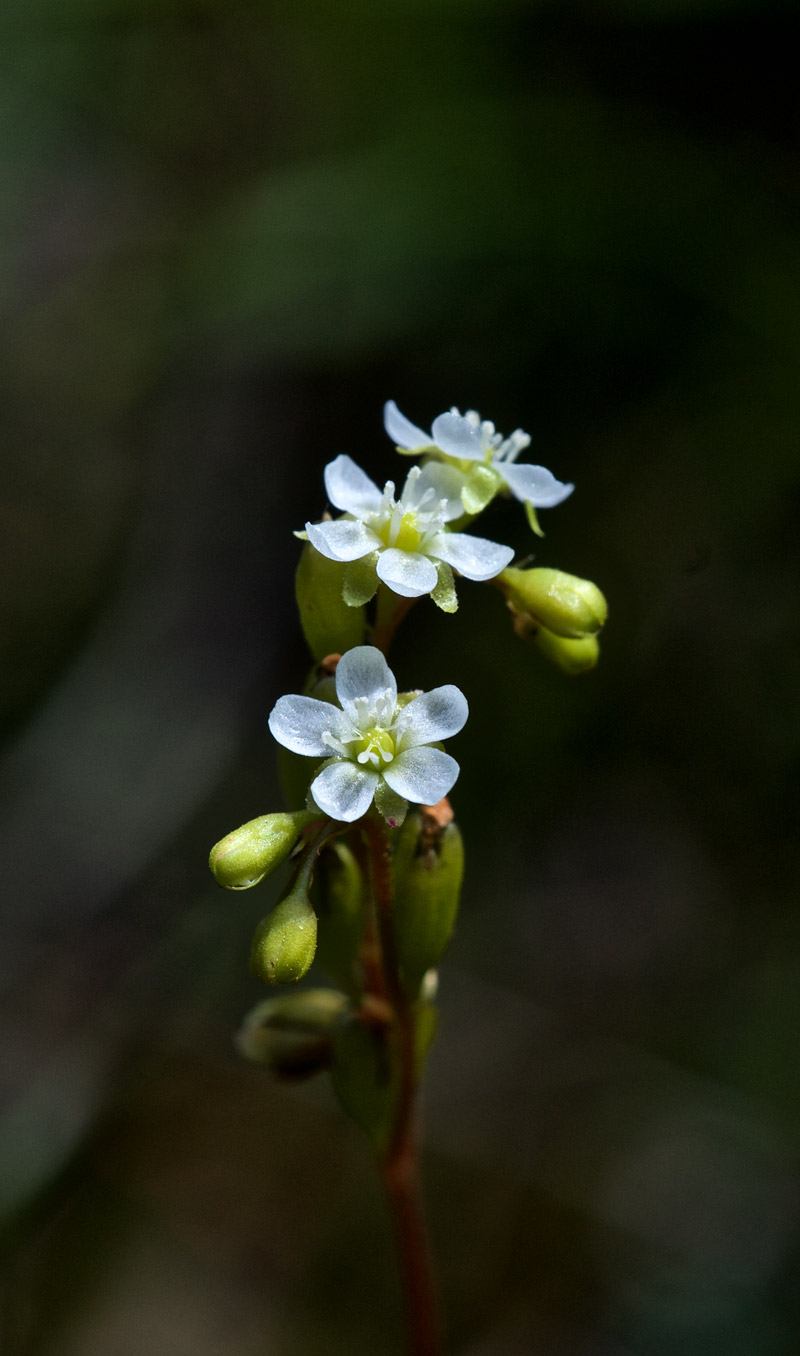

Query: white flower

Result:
[384,400,574,518]
[305,454,513,599]
[268,647,468,824]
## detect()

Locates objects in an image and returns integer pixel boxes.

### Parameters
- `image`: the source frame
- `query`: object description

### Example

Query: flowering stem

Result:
[373,586,417,655]
[363,814,442,1356]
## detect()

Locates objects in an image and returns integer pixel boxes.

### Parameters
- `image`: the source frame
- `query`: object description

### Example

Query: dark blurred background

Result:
[1,1,799,1352]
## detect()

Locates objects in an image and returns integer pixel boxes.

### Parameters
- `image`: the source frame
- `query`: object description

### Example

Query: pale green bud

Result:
[393,812,464,992]
[295,542,366,661]
[316,841,365,997]
[500,566,607,638]
[209,811,315,890]
[235,988,348,1077]
[249,887,318,985]
[534,626,600,674]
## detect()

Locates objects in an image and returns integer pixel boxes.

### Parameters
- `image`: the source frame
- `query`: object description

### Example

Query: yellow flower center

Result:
[378,510,423,553]
[354,727,396,767]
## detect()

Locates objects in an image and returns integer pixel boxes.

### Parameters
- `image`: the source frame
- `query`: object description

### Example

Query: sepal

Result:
[330,1015,396,1150]
[316,840,365,996]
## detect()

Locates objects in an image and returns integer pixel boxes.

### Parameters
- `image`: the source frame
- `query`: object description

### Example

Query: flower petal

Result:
[497,461,574,508]
[306,517,381,562]
[383,746,460,805]
[396,685,468,749]
[404,461,466,521]
[428,531,514,581]
[383,400,431,450]
[268,695,346,757]
[376,548,438,598]
[431,411,485,462]
[311,760,378,822]
[324,454,383,516]
[335,645,397,718]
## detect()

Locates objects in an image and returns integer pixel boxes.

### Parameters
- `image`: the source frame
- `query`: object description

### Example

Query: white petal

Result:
[383,747,460,805]
[268,695,347,757]
[395,685,468,750]
[335,645,397,718]
[306,517,381,562]
[404,461,466,521]
[430,411,485,462]
[497,460,574,508]
[383,400,430,450]
[428,531,514,581]
[376,548,438,598]
[311,760,378,822]
[324,454,383,516]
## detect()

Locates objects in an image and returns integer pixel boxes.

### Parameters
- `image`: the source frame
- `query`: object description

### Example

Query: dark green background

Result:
[1,2,798,1352]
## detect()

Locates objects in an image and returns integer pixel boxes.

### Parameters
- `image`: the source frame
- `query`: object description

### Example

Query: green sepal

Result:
[315,840,365,997]
[209,811,316,890]
[235,988,348,1077]
[534,627,600,674]
[525,501,544,538]
[431,561,458,614]
[343,553,379,607]
[392,813,465,993]
[295,542,366,660]
[461,464,500,516]
[250,886,318,985]
[330,1016,397,1150]
[500,566,607,638]
[373,779,409,828]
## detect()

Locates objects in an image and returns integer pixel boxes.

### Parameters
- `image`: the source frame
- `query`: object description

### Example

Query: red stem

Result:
[363,815,442,1356]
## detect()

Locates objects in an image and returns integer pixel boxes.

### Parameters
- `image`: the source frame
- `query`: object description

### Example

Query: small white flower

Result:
[384,399,574,517]
[268,647,468,824]
[305,454,513,599]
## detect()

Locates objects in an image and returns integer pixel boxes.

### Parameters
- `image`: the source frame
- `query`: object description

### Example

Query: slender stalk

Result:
[373,586,417,655]
[363,814,442,1356]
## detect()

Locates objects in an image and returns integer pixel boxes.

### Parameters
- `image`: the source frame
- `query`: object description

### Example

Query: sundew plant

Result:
[209,400,608,1355]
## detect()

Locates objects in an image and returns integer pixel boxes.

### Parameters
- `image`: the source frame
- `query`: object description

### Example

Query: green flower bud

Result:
[500,566,607,638]
[249,887,318,985]
[235,988,348,1078]
[534,626,600,675]
[295,542,366,661]
[316,841,365,997]
[209,811,316,890]
[393,811,464,993]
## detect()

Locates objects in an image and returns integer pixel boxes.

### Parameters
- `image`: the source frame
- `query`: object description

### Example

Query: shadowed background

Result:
[1,2,799,1353]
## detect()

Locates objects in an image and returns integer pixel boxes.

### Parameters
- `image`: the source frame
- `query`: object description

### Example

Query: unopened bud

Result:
[295,543,366,661]
[393,812,464,992]
[534,626,600,674]
[500,566,607,638]
[235,988,347,1077]
[249,887,318,985]
[209,811,316,890]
